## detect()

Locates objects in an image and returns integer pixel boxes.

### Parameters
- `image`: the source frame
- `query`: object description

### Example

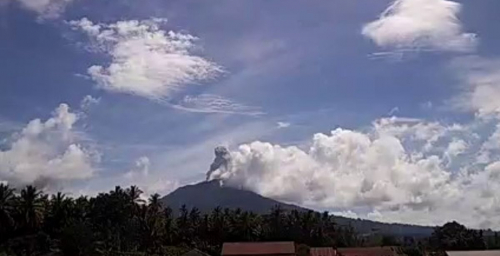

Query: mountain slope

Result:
[160,180,434,237]
[161,180,307,214]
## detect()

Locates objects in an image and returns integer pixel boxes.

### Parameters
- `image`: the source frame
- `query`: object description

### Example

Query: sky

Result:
[1,0,500,229]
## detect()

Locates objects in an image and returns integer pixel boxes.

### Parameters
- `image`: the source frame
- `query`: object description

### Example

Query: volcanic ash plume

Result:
[206,146,232,181]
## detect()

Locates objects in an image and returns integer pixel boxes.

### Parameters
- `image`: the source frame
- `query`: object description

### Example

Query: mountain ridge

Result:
[160,180,435,237]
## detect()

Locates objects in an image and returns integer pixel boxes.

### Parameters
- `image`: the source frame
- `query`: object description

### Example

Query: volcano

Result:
[160,180,307,214]
[160,180,434,237]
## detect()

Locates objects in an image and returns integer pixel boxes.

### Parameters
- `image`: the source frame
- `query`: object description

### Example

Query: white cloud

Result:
[209,116,500,228]
[0,104,97,189]
[0,118,21,134]
[80,95,100,110]
[277,122,291,129]
[13,0,73,19]
[332,210,359,219]
[124,156,150,179]
[122,156,178,198]
[445,139,467,157]
[171,94,263,116]
[420,101,433,110]
[387,107,399,116]
[70,18,223,100]
[362,0,476,52]
[452,57,500,118]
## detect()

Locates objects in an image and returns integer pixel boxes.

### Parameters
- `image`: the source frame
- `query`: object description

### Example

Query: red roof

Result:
[222,242,296,255]
[310,247,337,256]
[337,247,399,256]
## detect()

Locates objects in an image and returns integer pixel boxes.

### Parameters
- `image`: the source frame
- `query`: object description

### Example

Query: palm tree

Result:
[0,184,16,238]
[266,206,285,240]
[136,195,165,252]
[126,185,145,204]
[72,196,89,221]
[148,193,162,213]
[46,192,72,235]
[18,185,45,232]
[163,207,175,244]
[236,211,258,241]
[209,207,225,244]
[187,207,201,245]
[176,205,190,243]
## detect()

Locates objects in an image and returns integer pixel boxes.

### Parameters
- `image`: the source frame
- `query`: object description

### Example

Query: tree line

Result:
[0,184,357,255]
[1,184,499,256]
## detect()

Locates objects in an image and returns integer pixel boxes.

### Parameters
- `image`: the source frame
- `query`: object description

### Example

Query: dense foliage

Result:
[0,184,498,256]
[0,184,357,256]
[429,221,490,251]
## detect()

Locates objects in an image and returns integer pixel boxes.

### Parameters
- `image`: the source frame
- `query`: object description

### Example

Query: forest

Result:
[0,184,499,256]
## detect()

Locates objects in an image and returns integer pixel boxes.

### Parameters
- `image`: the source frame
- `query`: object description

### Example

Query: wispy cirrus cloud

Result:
[171,94,264,116]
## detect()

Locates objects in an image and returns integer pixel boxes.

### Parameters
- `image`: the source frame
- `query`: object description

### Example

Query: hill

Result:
[160,180,434,237]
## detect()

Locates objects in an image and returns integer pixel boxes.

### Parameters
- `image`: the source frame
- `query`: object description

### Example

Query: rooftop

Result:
[310,247,337,256]
[446,251,500,256]
[337,247,399,256]
[222,242,296,255]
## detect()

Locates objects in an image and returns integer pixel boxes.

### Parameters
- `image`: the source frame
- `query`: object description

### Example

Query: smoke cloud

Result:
[207,117,500,229]
[206,146,231,181]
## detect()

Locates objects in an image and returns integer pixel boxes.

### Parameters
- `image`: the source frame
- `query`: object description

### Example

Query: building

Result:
[337,247,400,256]
[310,247,337,256]
[446,251,500,256]
[222,241,296,256]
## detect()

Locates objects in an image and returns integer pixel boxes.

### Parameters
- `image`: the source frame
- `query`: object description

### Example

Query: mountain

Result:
[160,180,434,237]
[161,180,308,214]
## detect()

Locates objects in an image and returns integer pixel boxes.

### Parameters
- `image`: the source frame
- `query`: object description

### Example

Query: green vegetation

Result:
[0,183,498,256]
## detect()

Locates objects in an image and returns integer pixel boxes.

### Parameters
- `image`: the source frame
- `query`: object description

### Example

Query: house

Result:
[182,249,212,256]
[337,247,400,256]
[446,251,500,256]
[310,247,337,256]
[222,241,296,256]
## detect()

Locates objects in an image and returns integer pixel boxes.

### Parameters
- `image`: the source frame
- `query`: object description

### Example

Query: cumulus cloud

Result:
[69,18,223,100]
[208,116,500,228]
[10,0,73,19]
[205,56,500,228]
[0,104,97,189]
[123,156,178,197]
[171,94,263,116]
[362,0,476,52]
[124,156,150,179]
[445,139,467,157]
[80,95,100,110]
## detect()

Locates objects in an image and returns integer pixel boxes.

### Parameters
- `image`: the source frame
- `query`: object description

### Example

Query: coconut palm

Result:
[46,192,73,235]
[0,184,16,237]
[17,185,45,231]
[148,193,162,213]
[126,185,145,204]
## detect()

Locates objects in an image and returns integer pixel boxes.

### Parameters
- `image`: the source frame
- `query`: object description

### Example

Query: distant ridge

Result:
[160,180,434,237]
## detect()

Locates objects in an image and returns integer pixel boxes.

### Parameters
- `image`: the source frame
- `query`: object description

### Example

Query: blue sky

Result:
[2,0,500,228]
